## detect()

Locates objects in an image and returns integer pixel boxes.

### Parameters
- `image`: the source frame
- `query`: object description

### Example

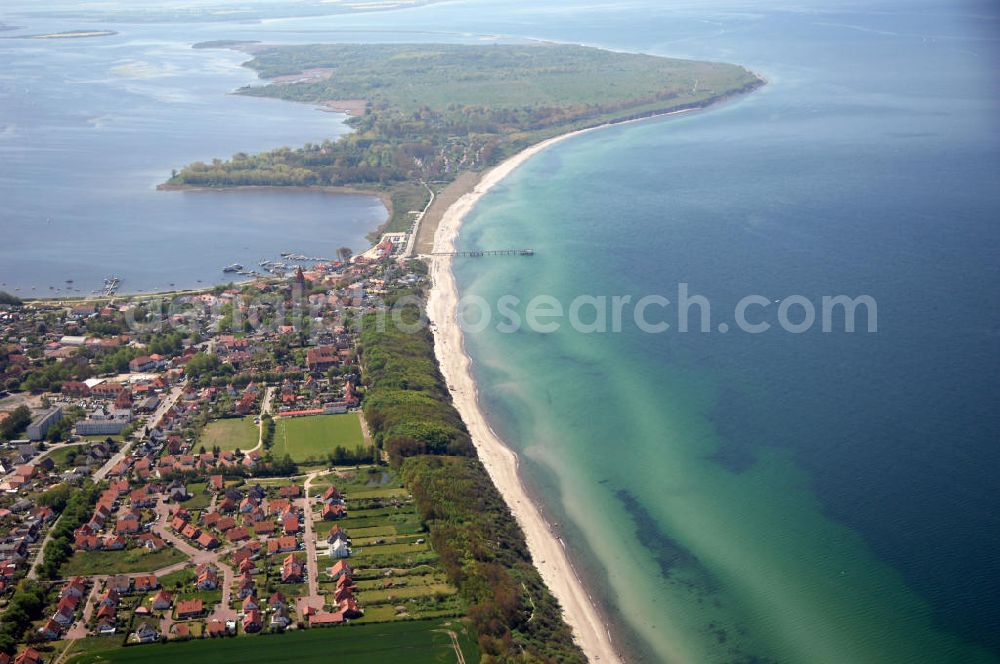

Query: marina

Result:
[101,276,120,296]
[280,252,332,261]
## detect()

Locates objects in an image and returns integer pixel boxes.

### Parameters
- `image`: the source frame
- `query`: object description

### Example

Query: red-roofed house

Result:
[243,609,263,633]
[306,346,337,372]
[328,560,352,581]
[13,649,42,664]
[197,532,219,550]
[38,618,63,640]
[151,590,173,611]
[281,554,303,583]
[133,575,158,592]
[282,514,299,535]
[322,503,346,520]
[175,598,203,619]
[308,611,345,627]
[226,526,250,542]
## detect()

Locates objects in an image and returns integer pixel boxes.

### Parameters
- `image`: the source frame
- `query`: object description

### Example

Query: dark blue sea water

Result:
[3,0,999,660]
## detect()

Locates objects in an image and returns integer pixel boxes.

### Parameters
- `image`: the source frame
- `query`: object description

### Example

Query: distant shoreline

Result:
[7,30,118,40]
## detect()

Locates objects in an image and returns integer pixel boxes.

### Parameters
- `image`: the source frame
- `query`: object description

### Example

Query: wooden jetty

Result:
[432,248,534,257]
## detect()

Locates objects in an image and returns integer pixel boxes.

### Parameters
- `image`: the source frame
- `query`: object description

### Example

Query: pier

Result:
[431,248,534,257]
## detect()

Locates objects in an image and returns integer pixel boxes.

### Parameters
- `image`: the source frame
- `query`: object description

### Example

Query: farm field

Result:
[67,618,478,664]
[272,413,366,462]
[199,416,258,452]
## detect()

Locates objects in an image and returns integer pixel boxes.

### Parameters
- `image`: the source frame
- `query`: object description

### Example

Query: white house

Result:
[328,539,351,559]
[133,622,159,643]
[270,608,292,629]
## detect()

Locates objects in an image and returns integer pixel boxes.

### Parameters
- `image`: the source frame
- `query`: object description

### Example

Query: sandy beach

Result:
[426,109,703,662]
[426,124,637,663]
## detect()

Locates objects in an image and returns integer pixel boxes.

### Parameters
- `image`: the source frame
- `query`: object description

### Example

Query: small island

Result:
[16,29,118,40]
[164,42,763,238]
[192,39,261,50]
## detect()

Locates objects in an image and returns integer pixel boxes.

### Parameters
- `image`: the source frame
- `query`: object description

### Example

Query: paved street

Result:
[248,386,274,453]
[93,383,184,482]
[295,470,327,619]
[151,496,236,623]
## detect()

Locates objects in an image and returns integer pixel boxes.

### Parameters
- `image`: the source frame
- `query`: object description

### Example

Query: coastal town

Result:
[0,32,757,664]
[0,242,475,663]
[6,0,996,659]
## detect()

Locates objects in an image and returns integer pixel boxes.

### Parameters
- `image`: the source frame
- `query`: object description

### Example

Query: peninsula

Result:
[164,42,763,239]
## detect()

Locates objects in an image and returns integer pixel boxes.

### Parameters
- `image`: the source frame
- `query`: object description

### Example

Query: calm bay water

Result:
[0,18,384,295]
[3,0,999,661]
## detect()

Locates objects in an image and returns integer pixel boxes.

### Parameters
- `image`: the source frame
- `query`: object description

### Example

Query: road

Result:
[301,471,323,598]
[434,629,467,664]
[248,386,274,454]
[25,512,62,580]
[151,496,236,623]
[2,441,86,483]
[357,412,373,448]
[295,470,327,620]
[65,579,102,640]
[27,385,181,578]
[403,180,435,258]
[93,383,183,482]
[356,412,387,464]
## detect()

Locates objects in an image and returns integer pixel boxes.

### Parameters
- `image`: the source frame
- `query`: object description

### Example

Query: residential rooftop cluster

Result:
[0,255,451,662]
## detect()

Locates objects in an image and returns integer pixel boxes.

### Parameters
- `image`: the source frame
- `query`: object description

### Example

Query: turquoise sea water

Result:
[450,2,1000,661]
[3,0,999,661]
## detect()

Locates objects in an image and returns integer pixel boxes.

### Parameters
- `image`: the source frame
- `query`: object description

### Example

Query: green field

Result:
[68,618,477,664]
[200,416,259,452]
[245,43,757,116]
[331,512,424,536]
[60,547,187,576]
[349,487,410,500]
[42,443,87,467]
[273,413,366,463]
[158,566,195,589]
[356,541,430,557]
[79,434,125,442]
[182,482,212,509]
[311,467,401,494]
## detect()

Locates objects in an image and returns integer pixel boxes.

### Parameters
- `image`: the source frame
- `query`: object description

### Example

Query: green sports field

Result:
[68,618,477,664]
[272,413,366,462]
[200,416,259,452]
